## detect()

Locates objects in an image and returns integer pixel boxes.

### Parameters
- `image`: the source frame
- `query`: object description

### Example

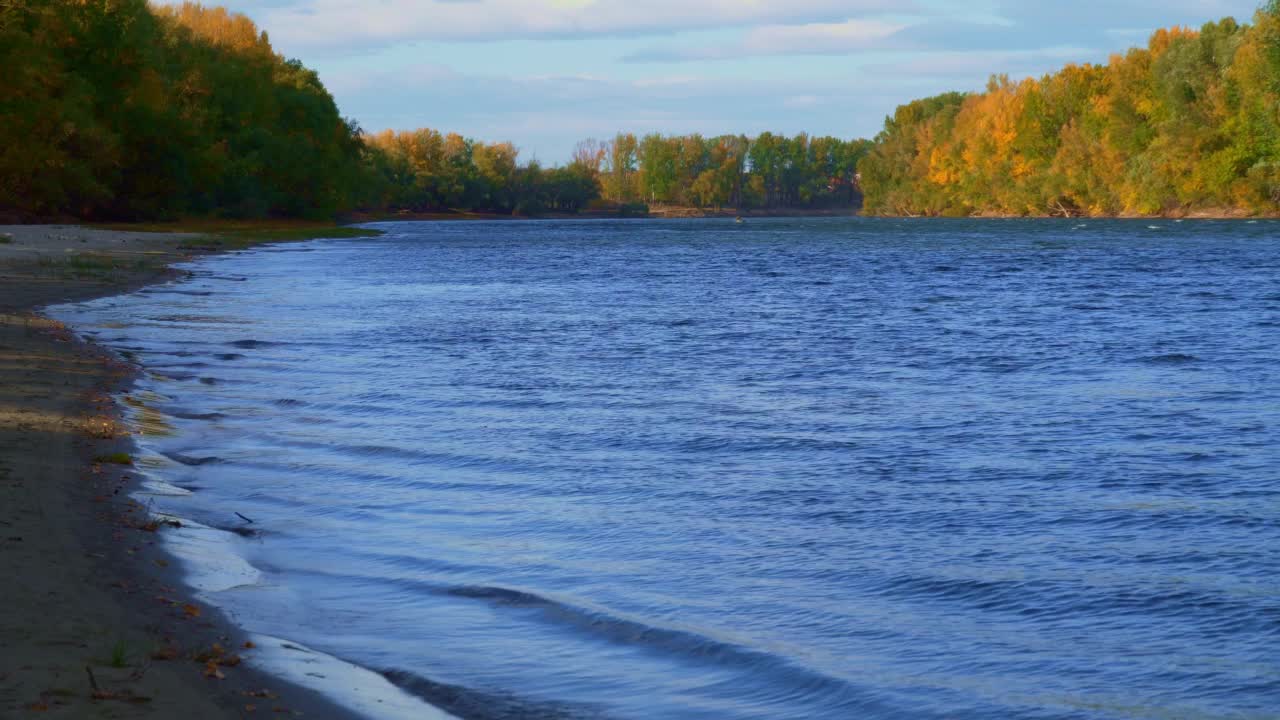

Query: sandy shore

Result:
[0,225,370,719]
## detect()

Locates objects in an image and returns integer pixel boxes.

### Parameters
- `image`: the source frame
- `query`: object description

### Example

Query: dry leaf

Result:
[150,646,180,661]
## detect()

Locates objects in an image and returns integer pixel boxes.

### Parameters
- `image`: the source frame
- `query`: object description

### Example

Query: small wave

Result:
[217,353,246,361]
[441,585,871,710]
[383,669,590,720]
[879,573,1035,609]
[146,289,215,297]
[162,451,225,466]
[228,339,283,349]
[169,410,226,421]
[1142,353,1200,365]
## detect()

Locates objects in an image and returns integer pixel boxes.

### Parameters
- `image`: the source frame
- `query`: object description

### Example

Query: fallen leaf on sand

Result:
[91,689,153,703]
[182,603,201,618]
[150,646,180,661]
[244,689,277,699]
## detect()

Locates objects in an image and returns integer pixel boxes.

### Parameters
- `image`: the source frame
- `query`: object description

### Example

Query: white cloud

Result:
[624,18,904,61]
[744,19,906,53]
[324,60,905,150]
[238,0,910,49]
[620,0,1262,62]
[862,48,1100,80]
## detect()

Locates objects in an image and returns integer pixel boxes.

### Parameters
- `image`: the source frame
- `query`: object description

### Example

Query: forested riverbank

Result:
[0,1,867,222]
[5,1,1280,222]
[859,3,1280,217]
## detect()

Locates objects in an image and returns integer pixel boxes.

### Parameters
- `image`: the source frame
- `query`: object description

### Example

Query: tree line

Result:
[362,131,871,216]
[859,2,1280,217]
[585,133,869,210]
[11,1,1275,221]
[0,0,366,220]
[0,1,869,221]
[362,130,601,216]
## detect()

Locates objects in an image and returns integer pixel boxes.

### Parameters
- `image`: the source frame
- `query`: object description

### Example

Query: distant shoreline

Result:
[348,207,1278,222]
[869,208,1280,220]
[346,205,864,222]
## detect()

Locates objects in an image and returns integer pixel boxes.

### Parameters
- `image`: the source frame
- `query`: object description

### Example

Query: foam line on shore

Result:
[247,634,460,720]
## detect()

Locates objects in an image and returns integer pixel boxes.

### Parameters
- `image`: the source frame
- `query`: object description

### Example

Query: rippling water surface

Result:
[53,219,1280,719]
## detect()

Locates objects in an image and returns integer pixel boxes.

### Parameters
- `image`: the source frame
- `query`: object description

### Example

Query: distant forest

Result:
[365,131,870,216]
[860,2,1280,217]
[4,1,1279,221]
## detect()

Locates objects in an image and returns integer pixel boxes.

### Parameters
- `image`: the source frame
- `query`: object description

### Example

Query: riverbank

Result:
[0,224,384,719]
[347,205,863,222]
[864,207,1280,219]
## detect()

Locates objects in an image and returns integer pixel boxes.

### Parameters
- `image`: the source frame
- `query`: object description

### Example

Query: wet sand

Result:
[0,225,367,719]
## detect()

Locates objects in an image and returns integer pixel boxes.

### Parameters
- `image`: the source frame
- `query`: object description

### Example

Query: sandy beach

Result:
[0,225,364,719]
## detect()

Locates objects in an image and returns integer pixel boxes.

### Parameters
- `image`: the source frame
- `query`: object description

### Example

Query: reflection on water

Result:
[54,218,1280,720]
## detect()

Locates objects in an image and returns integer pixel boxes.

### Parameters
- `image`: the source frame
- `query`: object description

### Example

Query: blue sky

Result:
[166,0,1264,162]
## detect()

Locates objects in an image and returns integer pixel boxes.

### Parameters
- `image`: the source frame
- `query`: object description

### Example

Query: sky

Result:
[163,0,1264,162]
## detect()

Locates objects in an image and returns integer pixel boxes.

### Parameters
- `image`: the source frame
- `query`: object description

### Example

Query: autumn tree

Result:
[859,3,1280,217]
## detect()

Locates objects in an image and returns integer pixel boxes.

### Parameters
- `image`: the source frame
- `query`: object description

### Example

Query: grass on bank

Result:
[109,639,129,668]
[89,218,383,251]
[17,252,151,283]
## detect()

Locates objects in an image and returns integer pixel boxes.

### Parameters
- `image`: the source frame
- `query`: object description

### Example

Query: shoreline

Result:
[347,208,1279,222]
[862,210,1280,220]
[346,206,864,222]
[0,225,384,719]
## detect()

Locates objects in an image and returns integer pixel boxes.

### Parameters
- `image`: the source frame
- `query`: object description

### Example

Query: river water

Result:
[51,218,1280,719]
